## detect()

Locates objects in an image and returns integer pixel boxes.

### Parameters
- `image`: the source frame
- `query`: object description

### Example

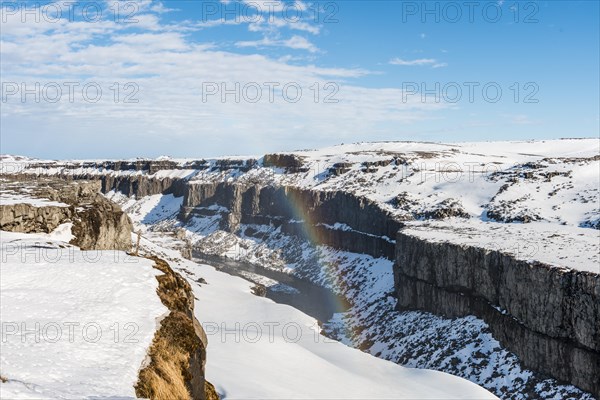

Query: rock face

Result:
[180,182,400,258]
[0,179,132,251]
[394,232,600,398]
[262,154,308,173]
[70,194,133,251]
[0,203,72,233]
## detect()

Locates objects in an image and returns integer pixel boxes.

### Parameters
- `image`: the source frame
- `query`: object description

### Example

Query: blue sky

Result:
[1,0,598,158]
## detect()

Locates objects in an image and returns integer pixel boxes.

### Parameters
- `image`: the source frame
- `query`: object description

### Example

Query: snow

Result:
[403,219,600,273]
[122,196,595,399]
[0,230,167,399]
[105,192,183,226]
[0,192,69,207]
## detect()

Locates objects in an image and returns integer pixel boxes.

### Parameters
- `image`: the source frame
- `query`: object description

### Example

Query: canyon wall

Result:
[181,182,399,258]
[394,233,600,397]
[137,256,215,400]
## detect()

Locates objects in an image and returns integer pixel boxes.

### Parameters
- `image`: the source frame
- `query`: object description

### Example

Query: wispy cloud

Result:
[236,35,319,52]
[389,58,447,68]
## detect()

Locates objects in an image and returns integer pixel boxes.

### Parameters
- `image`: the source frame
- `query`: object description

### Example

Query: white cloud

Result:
[150,2,179,13]
[113,32,190,51]
[389,58,436,66]
[389,57,448,68]
[248,16,320,35]
[236,35,319,52]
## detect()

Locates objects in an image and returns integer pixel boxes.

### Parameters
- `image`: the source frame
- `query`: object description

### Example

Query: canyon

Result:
[1,138,598,399]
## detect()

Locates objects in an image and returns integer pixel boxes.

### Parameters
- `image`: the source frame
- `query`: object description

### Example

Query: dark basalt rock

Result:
[329,162,353,176]
[0,203,73,233]
[263,154,308,172]
[180,182,400,258]
[415,199,470,220]
[394,232,600,398]
[70,194,132,251]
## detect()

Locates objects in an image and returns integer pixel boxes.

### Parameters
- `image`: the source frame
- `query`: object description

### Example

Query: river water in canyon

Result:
[192,252,350,323]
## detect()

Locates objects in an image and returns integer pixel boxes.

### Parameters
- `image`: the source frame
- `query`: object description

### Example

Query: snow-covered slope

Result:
[137,234,498,400]
[0,228,167,399]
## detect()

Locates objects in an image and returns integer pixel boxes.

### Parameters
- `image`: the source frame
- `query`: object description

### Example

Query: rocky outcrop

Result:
[263,154,308,173]
[0,203,72,233]
[1,179,132,251]
[136,256,216,400]
[70,194,133,251]
[394,232,600,397]
[99,174,190,198]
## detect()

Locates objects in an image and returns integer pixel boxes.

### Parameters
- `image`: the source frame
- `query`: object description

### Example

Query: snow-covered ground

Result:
[403,219,600,273]
[0,228,167,399]
[0,192,69,207]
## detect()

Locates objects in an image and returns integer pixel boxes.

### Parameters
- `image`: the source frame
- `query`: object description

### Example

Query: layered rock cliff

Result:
[180,182,399,258]
[394,232,600,397]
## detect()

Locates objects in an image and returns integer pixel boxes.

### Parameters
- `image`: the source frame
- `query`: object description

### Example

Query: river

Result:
[192,252,350,323]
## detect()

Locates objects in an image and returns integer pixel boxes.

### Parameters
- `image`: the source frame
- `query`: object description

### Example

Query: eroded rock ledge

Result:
[394,232,600,397]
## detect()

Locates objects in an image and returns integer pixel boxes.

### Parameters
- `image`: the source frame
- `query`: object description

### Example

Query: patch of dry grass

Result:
[135,256,218,400]
[136,313,197,400]
[205,381,219,400]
